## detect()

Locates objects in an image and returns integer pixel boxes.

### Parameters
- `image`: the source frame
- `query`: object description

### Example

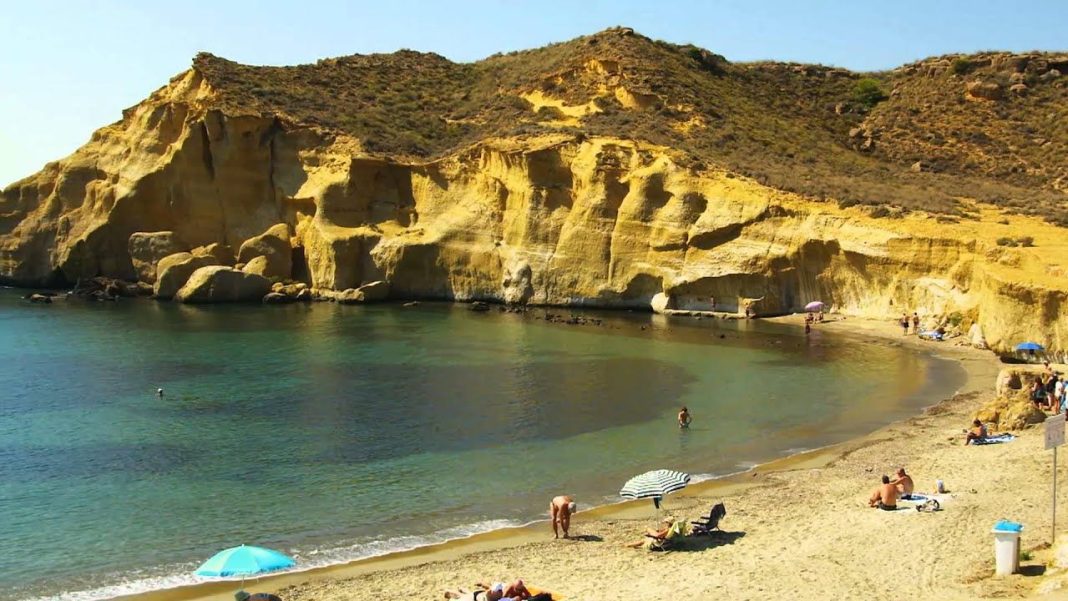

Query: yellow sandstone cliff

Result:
[1,30,1066,354]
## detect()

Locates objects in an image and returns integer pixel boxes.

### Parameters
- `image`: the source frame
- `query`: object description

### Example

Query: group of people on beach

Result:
[1031,364,1066,413]
[868,467,915,510]
[899,312,921,335]
[803,310,824,334]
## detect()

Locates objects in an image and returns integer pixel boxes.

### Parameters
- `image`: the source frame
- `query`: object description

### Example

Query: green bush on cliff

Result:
[852,78,888,109]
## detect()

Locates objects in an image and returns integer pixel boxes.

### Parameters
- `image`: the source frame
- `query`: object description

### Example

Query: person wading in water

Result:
[678,406,692,429]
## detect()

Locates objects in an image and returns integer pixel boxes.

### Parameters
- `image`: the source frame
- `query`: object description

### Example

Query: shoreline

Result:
[110,315,1009,601]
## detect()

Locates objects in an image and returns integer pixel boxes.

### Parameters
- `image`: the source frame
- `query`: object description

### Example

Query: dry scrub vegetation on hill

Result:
[193,27,1068,224]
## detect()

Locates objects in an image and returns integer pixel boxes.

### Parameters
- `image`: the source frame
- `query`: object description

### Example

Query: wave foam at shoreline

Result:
[23,519,526,601]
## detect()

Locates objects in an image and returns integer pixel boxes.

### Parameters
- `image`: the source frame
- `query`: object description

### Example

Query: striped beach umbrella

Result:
[621,469,691,521]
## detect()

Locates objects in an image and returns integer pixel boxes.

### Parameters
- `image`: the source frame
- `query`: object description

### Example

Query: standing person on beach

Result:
[911,312,920,333]
[678,406,692,428]
[900,314,909,335]
[550,495,577,539]
[709,295,716,312]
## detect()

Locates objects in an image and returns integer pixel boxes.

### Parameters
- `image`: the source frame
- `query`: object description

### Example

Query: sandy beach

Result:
[123,317,1068,601]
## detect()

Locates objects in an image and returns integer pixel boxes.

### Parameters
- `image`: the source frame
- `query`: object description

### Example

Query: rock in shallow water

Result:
[335,281,390,304]
[174,266,271,303]
[262,291,295,304]
[128,232,187,284]
[238,224,292,280]
[154,253,218,300]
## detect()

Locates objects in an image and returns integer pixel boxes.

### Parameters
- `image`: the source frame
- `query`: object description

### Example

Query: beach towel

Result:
[892,493,950,513]
[899,493,929,502]
[973,433,1016,445]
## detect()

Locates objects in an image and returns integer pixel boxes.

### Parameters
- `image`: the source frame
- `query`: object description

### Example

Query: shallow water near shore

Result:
[0,291,965,600]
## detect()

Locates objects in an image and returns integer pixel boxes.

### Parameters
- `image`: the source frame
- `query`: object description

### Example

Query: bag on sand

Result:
[916,499,941,513]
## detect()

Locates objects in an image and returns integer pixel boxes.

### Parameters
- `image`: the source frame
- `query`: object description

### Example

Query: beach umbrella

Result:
[804,301,824,312]
[1015,342,1044,352]
[195,544,295,589]
[620,469,691,521]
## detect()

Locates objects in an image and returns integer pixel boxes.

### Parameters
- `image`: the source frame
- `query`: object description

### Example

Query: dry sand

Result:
[125,318,1068,601]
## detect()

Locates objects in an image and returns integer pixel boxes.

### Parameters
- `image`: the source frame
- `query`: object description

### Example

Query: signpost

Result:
[1045,413,1066,544]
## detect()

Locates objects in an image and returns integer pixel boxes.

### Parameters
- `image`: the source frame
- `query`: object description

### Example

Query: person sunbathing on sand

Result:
[890,467,914,496]
[444,587,501,601]
[475,580,530,600]
[868,475,898,510]
[964,419,988,445]
[624,517,676,548]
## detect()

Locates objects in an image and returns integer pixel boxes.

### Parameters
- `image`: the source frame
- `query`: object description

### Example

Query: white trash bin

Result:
[992,521,1023,576]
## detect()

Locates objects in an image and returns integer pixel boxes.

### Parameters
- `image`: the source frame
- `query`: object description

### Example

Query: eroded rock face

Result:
[1,66,1067,353]
[129,232,187,284]
[174,266,271,303]
[977,367,1050,430]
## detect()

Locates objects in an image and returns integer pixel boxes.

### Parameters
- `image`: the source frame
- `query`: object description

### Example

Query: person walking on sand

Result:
[550,495,577,539]
[900,314,909,335]
[678,406,692,429]
[911,312,920,333]
[890,467,914,496]
[868,475,898,510]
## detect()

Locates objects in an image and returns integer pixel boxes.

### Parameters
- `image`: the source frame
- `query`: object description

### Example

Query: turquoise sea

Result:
[0,290,965,600]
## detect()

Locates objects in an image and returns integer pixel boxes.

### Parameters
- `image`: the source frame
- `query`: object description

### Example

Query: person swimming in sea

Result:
[678,406,692,429]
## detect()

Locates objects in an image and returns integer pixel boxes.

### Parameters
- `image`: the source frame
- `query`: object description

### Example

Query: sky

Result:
[1,0,1066,187]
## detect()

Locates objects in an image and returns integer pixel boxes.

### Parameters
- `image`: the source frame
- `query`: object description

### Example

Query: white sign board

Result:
[1045,413,1066,450]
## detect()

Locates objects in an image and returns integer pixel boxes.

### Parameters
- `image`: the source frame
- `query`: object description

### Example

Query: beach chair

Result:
[690,502,726,535]
[645,519,688,551]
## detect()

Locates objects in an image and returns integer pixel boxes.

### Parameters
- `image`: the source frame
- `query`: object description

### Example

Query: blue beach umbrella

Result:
[1015,342,1044,352]
[195,544,295,579]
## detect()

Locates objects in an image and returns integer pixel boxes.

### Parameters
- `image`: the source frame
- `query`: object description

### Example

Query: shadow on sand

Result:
[670,530,746,552]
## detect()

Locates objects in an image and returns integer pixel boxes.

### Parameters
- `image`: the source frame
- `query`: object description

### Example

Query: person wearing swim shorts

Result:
[868,474,898,510]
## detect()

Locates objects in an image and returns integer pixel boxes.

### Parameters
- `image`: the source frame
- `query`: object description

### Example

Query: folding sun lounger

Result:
[691,502,726,535]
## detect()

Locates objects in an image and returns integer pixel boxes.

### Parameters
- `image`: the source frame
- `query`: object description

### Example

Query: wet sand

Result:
[120,317,1068,601]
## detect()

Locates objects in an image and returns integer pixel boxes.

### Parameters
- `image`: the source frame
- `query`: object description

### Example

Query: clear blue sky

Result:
[2,0,1065,187]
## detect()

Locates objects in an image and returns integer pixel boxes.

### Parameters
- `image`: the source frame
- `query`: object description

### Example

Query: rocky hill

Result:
[1,28,1066,353]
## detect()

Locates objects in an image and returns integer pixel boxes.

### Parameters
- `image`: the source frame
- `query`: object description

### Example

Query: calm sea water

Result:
[0,290,965,600]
